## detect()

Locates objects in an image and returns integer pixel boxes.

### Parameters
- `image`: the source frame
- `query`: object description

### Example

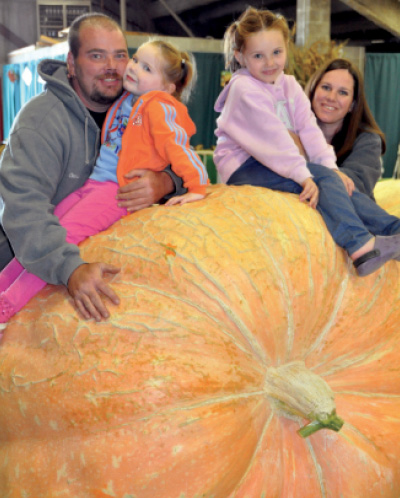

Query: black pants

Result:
[0,226,14,271]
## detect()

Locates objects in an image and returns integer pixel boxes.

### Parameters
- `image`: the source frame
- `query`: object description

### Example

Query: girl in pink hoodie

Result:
[214,6,400,278]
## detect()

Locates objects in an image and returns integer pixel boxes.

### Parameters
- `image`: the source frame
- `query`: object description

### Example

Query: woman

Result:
[304,58,385,200]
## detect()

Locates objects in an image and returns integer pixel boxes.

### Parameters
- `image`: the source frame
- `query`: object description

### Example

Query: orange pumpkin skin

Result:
[1,181,400,497]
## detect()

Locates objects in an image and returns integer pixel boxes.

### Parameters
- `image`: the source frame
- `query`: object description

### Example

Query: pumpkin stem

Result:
[298,410,344,438]
[264,361,344,438]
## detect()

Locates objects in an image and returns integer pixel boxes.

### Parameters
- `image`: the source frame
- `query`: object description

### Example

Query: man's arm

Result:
[161,165,187,199]
[116,166,186,212]
[1,131,123,320]
[0,125,87,286]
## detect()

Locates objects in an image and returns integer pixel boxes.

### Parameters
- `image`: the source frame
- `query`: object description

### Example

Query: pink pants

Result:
[0,180,127,319]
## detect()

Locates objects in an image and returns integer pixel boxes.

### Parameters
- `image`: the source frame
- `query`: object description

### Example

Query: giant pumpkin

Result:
[1,181,400,497]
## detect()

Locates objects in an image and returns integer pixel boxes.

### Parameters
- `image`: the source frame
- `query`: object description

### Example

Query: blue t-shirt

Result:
[90,93,137,183]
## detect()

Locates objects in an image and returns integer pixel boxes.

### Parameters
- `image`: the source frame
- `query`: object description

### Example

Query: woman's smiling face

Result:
[312,69,355,127]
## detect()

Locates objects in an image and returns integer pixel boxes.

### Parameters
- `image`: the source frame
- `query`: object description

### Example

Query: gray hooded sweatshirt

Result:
[0,59,101,285]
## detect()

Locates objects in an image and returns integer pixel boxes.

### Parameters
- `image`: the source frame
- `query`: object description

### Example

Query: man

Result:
[0,13,184,321]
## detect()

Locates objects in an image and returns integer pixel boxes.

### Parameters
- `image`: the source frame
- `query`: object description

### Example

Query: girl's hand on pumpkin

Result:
[117,169,174,212]
[67,263,120,321]
[299,178,319,209]
[165,192,205,206]
[335,170,355,196]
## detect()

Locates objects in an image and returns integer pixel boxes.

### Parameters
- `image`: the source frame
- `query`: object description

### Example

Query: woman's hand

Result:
[67,263,120,321]
[335,170,355,196]
[300,177,319,209]
[117,170,174,212]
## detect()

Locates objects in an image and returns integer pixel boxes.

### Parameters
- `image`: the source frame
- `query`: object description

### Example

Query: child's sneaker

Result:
[354,234,400,276]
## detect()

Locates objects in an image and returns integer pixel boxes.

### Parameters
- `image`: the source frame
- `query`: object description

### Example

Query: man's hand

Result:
[299,177,319,209]
[116,169,174,212]
[67,263,120,321]
[335,170,355,196]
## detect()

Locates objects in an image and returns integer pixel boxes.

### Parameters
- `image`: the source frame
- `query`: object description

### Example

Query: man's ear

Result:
[67,52,75,78]
[234,50,244,67]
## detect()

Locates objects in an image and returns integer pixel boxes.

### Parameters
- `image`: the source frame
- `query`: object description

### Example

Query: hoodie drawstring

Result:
[84,116,100,166]
[84,117,89,165]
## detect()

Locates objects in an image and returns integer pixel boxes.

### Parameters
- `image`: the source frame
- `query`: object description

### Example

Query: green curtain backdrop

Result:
[365,53,400,178]
[186,52,225,149]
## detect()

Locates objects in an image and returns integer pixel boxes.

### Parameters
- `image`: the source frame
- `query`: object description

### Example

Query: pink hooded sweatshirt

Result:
[214,69,337,184]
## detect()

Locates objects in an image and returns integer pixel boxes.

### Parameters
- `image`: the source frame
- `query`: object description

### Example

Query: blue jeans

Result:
[227,158,400,255]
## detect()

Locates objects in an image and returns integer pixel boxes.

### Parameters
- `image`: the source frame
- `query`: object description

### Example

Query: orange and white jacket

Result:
[105,90,208,194]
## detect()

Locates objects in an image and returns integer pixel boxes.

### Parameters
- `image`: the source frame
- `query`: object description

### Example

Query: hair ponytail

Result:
[224,21,241,72]
[144,39,196,103]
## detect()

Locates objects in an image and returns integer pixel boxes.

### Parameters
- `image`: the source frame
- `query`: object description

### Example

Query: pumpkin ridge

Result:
[314,332,400,379]
[303,437,327,497]
[186,278,270,366]
[280,194,320,297]
[338,422,389,459]
[227,411,276,495]
[123,278,270,367]
[305,278,348,359]
[335,390,400,398]
[127,389,270,423]
[258,237,296,361]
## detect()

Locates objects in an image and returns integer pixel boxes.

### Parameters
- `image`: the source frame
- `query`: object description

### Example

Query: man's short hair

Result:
[68,12,125,58]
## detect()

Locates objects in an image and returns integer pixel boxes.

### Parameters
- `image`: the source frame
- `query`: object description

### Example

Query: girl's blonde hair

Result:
[224,7,290,72]
[144,39,196,103]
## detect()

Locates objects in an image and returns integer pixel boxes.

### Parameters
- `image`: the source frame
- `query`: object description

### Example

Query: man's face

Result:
[67,25,129,111]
